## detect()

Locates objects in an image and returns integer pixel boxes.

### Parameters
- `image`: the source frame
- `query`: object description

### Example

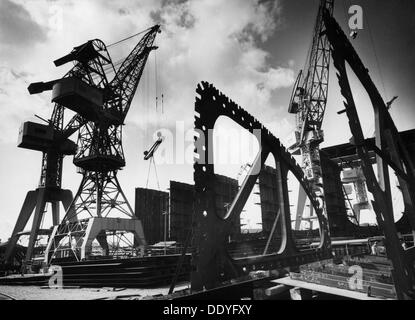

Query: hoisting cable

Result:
[145,155,161,190]
[107,27,153,48]
[365,8,388,100]
[153,157,161,191]
[145,157,152,189]
[155,49,159,114]
[145,58,150,143]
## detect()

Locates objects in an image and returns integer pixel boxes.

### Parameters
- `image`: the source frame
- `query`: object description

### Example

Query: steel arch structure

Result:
[323,9,415,300]
[190,82,332,291]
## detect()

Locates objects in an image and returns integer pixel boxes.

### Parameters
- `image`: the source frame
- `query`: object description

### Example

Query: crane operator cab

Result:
[51,77,104,121]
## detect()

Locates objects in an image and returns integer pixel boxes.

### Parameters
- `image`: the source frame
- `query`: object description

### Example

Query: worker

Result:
[371,241,378,255]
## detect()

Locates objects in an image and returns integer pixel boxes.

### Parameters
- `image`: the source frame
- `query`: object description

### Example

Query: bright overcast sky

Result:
[0,0,414,240]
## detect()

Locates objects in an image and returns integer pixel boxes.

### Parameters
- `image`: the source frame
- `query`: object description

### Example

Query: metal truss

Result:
[6,28,159,267]
[45,219,141,262]
[301,0,334,130]
[74,122,125,171]
[46,219,90,262]
[66,170,134,221]
[290,0,334,231]
[323,9,415,299]
[44,28,160,264]
[4,104,75,265]
[191,82,332,291]
[109,25,160,121]
[45,170,137,262]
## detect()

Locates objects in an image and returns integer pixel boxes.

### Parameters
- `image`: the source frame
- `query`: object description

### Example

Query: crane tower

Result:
[20,26,160,264]
[288,0,334,230]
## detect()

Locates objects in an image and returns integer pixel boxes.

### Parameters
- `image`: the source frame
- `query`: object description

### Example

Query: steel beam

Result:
[191,82,331,292]
[323,10,415,299]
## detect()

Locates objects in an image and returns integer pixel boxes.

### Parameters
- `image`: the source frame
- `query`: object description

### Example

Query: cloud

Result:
[0,0,295,239]
[0,0,47,47]
[1,0,294,140]
[126,0,294,135]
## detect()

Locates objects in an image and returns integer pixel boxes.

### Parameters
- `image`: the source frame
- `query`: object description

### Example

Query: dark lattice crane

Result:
[288,0,334,230]
[46,25,161,262]
[8,26,161,264]
[4,72,88,266]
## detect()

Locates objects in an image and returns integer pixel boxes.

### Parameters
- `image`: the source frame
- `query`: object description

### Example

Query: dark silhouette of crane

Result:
[4,73,87,266]
[46,26,161,262]
[6,26,161,267]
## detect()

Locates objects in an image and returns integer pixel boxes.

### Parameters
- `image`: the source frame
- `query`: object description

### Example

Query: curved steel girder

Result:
[191,81,331,291]
[322,11,415,233]
[323,10,415,300]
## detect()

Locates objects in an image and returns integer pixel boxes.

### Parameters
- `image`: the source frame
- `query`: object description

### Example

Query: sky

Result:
[0,0,414,241]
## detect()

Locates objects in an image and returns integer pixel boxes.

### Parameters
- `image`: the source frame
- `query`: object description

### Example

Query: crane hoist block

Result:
[18,121,77,155]
[52,77,104,121]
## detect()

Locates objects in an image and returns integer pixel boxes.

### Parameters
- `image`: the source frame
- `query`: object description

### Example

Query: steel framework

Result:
[4,27,161,265]
[289,0,334,230]
[191,82,332,291]
[323,9,415,299]
[4,101,85,265]
[45,27,160,262]
[4,39,118,265]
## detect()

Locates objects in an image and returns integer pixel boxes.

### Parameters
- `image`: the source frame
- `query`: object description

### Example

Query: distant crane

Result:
[4,72,87,265]
[288,0,334,230]
[20,26,161,264]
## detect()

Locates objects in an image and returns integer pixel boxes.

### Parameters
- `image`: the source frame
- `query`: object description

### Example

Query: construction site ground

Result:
[0,282,189,300]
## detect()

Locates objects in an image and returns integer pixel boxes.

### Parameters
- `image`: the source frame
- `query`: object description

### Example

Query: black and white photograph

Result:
[0,0,414,307]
